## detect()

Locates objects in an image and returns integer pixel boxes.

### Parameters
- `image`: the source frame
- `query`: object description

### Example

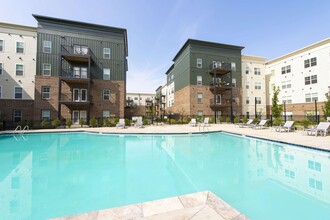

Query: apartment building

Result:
[164,39,244,120]
[155,85,167,118]
[33,15,128,124]
[242,55,267,118]
[266,38,330,119]
[0,22,37,124]
[126,92,155,107]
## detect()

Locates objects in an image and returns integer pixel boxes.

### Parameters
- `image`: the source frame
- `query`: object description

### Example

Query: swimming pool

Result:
[1,132,330,220]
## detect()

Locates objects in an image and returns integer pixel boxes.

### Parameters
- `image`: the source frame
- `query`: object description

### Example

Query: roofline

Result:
[165,64,174,75]
[0,22,36,32]
[242,54,267,62]
[32,14,128,56]
[173,39,244,62]
[266,38,330,65]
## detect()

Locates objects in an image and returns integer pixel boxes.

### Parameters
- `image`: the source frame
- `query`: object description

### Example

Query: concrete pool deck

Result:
[2,123,329,219]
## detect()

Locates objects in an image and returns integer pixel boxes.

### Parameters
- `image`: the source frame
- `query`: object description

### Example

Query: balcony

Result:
[210,98,232,108]
[59,92,91,107]
[61,45,95,63]
[210,80,232,92]
[209,62,232,75]
[60,69,90,84]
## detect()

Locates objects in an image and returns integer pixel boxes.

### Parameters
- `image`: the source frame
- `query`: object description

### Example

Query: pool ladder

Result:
[14,125,29,134]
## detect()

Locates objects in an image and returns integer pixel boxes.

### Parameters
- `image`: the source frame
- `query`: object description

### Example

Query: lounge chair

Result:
[135,117,144,128]
[275,121,295,132]
[306,122,330,136]
[200,117,210,127]
[237,119,253,128]
[189,118,197,127]
[116,119,125,129]
[253,119,268,129]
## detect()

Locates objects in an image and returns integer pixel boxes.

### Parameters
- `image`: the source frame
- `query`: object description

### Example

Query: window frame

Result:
[255,97,261,104]
[197,58,202,68]
[103,68,110,80]
[231,62,236,71]
[41,110,51,121]
[41,86,51,99]
[43,63,51,76]
[255,82,261,90]
[311,75,317,84]
[311,57,317,67]
[14,87,23,99]
[103,48,111,59]
[0,63,3,75]
[245,66,249,74]
[15,64,24,76]
[197,76,202,85]
[103,110,110,118]
[254,67,261,75]
[43,41,52,53]
[0,85,2,99]
[197,93,203,104]
[0,39,4,52]
[13,109,22,122]
[103,89,110,101]
[16,41,24,54]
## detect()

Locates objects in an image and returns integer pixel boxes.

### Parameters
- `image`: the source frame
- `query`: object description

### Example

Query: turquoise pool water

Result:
[1,132,330,220]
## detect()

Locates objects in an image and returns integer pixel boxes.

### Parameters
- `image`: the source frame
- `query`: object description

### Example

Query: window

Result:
[305,93,311,102]
[281,65,291,74]
[13,110,22,122]
[197,110,203,118]
[254,68,261,75]
[305,93,318,102]
[103,89,110,100]
[197,93,203,103]
[41,110,51,121]
[232,78,236,87]
[284,154,294,163]
[103,68,110,80]
[197,76,202,85]
[16,64,24,76]
[255,97,261,104]
[308,160,321,172]
[231,62,236,71]
[246,96,249,104]
[43,63,51,76]
[0,39,3,52]
[282,96,292,104]
[271,70,275,76]
[16,41,24,53]
[0,86,2,98]
[285,169,295,179]
[245,66,249,74]
[43,41,51,53]
[41,86,50,99]
[305,57,317,68]
[74,45,88,55]
[282,80,291,89]
[103,48,110,59]
[197,58,202,68]
[311,93,318,102]
[255,82,261,90]
[0,63,3,75]
[103,110,110,118]
[309,178,323,190]
[311,75,317,84]
[246,82,249,89]
[14,87,22,99]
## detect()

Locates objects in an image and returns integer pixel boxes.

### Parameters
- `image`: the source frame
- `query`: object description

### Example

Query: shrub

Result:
[40,119,49,128]
[234,117,239,124]
[143,118,149,125]
[273,117,282,126]
[111,118,119,127]
[125,118,130,126]
[253,118,260,124]
[79,119,85,127]
[18,120,27,127]
[183,117,191,124]
[52,119,61,128]
[89,117,98,127]
[103,117,111,127]
[27,119,34,128]
[301,118,310,128]
[209,117,215,124]
[242,117,248,124]
[66,119,73,128]
[226,117,231,123]
[218,116,223,123]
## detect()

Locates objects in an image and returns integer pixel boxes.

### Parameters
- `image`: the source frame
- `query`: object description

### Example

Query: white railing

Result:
[22,125,29,134]
[14,125,29,134]
[14,125,22,134]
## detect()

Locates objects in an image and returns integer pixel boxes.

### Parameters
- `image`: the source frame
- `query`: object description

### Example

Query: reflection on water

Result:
[0,132,330,220]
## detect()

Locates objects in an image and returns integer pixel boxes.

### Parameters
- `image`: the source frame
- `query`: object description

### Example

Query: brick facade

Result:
[0,99,34,122]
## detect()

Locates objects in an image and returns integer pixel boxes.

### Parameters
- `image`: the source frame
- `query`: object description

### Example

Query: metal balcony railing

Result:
[61,69,89,79]
[61,45,96,61]
[59,93,90,103]
[210,98,232,107]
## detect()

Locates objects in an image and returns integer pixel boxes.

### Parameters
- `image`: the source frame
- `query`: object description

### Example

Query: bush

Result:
[52,119,61,128]
[301,118,310,128]
[242,117,248,124]
[143,118,149,125]
[218,116,223,123]
[124,118,130,126]
[182,117,191,124]
[66,119,73,128]
[18,120,27,127]
[89,117,98,127]
[40,119,49,128]
[27,119,34,128]
[234,117,239,124]
[226,117,231,123]
[79,118,85,127]
[103,117,111,127]
[209,117,215,124]
[253,118,260,124]
[111,118,119,127]
[273,117,282,126]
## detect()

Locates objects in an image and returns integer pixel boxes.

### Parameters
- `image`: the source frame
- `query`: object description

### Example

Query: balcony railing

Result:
[61,45,96,62]
[61,69,90,79]
[209,62,232,74]
[59,93,90,103]
[210,98,232,107]
[210,81,231,88]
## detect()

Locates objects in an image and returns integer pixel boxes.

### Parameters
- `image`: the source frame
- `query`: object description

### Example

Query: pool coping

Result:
[51,191,249,220]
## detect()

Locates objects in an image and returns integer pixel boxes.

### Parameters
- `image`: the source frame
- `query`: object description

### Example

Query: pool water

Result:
[1,132,330,220]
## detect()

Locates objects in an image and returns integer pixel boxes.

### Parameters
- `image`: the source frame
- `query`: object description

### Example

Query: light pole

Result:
[283,101,286,122]
[254,97,257,119]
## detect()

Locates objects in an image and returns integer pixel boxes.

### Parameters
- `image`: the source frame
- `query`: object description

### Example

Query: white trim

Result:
[0,38,4,52]
[0,62,3,75]
[14,86,23,99]
[15,63,24,76]
[73,88,80,102]
[103,68,110,80]
[0,85,2,99]
[43,63,51,76]
[41,86,50,99]
[81,89,87,102]
[103,48,111,59]
[103,89,110,100]
[15,40,25,54]
[43,40,52,53]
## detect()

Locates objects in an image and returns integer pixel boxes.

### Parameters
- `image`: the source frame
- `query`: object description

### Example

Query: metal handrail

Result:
[14,125,22,134]
[22,125,29,134]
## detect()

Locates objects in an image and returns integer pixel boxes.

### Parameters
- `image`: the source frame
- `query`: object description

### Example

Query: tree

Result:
[322,93,330,119]
[271,87,283,119]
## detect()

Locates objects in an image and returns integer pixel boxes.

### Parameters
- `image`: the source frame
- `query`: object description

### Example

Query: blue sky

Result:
[1,0,329,93]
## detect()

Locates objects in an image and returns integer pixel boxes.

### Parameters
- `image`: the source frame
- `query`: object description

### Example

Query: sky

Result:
[1,0,330,93]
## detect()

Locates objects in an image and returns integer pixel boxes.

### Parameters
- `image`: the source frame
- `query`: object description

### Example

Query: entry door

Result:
[72,111,79,124]
[216,94,222,104]
[73,89,79,102]
[81,89,87,102]
[80,111,87,123]
[216,111,222,118]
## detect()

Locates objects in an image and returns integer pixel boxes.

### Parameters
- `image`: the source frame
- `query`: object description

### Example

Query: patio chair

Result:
[135,117,144,128]
[306,122,330,136]
[237,119,253,128]
[189,118,197,127]
[116,119,125,129]
[275,121,295,132]
[200,117,210,127]
[253,119,268,129]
